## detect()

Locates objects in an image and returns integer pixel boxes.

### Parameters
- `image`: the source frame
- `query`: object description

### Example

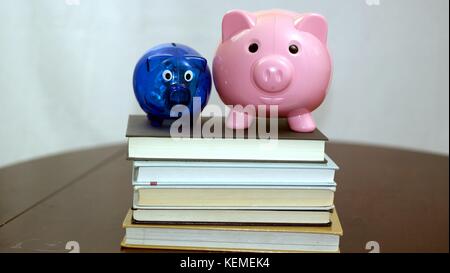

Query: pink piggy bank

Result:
[213,10,332,132]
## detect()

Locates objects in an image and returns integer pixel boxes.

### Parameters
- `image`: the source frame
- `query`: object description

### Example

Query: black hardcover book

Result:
[126,115,328,162]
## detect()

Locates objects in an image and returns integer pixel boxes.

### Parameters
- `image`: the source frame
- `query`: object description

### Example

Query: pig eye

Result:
[289,44,299,54]
[248,43,259,53]
[162,70,173,81]
[184,70,194,82]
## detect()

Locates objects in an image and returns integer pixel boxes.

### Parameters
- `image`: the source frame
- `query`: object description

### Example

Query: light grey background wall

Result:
[0,0,448,167]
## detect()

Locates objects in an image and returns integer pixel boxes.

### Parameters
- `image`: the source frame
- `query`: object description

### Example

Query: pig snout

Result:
[253,56,293,93]
[168,84,191,106]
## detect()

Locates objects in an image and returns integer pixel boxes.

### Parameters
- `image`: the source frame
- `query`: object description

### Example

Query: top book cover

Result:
[126,115,328,162]
[126,115,328,141]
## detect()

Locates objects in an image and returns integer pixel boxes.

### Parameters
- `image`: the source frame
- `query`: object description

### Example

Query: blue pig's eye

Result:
[184,70,194,82]
[162,70,173,81]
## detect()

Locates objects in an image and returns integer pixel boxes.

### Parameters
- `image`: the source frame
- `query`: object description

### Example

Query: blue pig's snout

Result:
[168,84,191,106]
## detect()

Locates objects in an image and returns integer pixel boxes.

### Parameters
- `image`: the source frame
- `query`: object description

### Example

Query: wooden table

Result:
[0,143,448,253]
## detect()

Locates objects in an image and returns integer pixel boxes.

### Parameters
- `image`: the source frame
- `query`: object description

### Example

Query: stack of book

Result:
[121,115,343,252]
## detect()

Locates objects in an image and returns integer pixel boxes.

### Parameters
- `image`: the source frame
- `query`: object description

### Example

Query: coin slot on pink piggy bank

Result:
[213,9,332,132]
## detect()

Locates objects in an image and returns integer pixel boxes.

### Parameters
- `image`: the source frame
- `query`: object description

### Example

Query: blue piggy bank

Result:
[133,43,212,126]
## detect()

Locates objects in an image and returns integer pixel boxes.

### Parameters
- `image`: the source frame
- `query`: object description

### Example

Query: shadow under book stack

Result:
[121,115,343,252]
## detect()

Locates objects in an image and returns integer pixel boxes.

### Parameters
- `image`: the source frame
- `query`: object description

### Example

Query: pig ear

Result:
[295,13,328,44]
[185,56,207,72]
[222,10,256,42]
[146,54,172,72]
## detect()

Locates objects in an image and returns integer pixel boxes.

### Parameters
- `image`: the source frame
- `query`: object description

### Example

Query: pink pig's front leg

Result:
[225,109,255,130]
[288,110,316,132]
